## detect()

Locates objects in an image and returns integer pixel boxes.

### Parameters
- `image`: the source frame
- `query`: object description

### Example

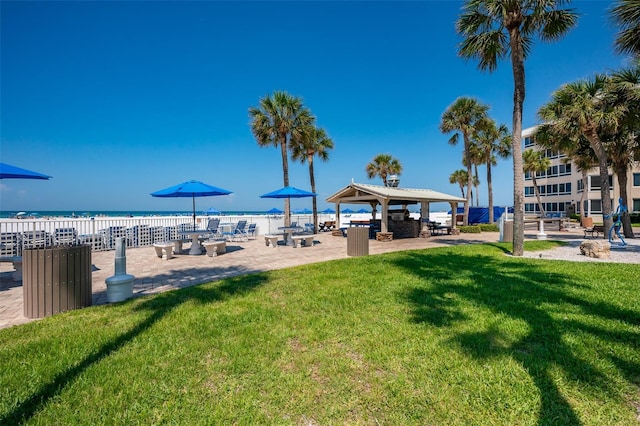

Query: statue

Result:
[605,198,627,246]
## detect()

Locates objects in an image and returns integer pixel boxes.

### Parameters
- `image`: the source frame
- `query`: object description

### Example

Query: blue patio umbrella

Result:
[266,207,284,214]
[356,208,370,213]
[321,208,336,214]
[204,207,221,215]
[260,186,316,226]
[260,186,316,199]
[341,208,355,213]
[151,180,232,229]
[292,208,312,214]
[0,162,51,180]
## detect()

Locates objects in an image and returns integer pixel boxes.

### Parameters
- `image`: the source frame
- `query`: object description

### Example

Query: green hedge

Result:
[458,225,482,233]
[479,224,500,232]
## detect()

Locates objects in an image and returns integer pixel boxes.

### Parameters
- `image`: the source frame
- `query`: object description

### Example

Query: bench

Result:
[291,235,316,248]
[584,225,605,239]
[0,256,22,280]
[202,240,227,257]
[153,243,174,260]
[264,235,280,248]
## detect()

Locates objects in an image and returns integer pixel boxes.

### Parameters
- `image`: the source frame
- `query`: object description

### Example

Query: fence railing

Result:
[0,214,303,256]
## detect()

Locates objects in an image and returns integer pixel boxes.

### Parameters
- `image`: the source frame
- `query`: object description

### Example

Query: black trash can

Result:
[347,227,369,256]
[23,245,92,318]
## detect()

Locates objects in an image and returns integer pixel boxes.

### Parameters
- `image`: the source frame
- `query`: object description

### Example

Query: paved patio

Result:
[0,228,594,330]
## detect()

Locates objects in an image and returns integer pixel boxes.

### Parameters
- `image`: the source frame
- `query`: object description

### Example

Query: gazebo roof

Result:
[326,182,466,206]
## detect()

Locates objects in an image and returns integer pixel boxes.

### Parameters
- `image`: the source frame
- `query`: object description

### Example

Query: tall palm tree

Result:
[468,143,484,206]
[537,75,618,233]
[440,97,488,226]
[522,148,551,217]
[365,154,403,187]
[535,125,597,224]
[610,0,640,60]
[291,126,334,233]
[449,169,469,198]
[249,91,315,226]
[603,67,640,237]
[457,0,577,255]
[475,119,512,223]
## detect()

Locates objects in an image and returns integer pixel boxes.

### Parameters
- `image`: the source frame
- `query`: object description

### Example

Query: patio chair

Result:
[54,227,78,245]
[206,218,223,240]
[246,223,257,239]
[224,220,248,241]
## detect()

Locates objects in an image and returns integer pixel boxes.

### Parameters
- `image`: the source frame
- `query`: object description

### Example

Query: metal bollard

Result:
[105,237,135,303]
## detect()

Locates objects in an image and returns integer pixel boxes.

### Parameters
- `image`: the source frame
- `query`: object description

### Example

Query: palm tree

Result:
[449,169,469,198]
[291,126,334,233]
[610,0,640,60]
[535,125,597,225]
[365,154,403,187]
[468,143,484,206]
[522,149,551,217]
[604,67,640,237]
[249,91,315,226]
[457,0,577,256]
[440,97,488,226]
[537,75,618,233]
[475,119,511,223]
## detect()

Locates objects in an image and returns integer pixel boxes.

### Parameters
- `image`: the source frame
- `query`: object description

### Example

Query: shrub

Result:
[570,213,581,221]
[459,225,482,233]
[479,224,499,232]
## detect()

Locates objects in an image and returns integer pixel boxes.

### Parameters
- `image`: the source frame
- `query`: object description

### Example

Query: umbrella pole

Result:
[192,195,196,229]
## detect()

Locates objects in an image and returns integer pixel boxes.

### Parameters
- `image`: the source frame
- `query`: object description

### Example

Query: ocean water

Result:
[0,210,271,219]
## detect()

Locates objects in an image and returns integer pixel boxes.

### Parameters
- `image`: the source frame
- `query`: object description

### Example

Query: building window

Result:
[633,199,640,212]
[634,173,640,186]
[577,179,584,192]
[591,199,602,213]
[524,137,534,147]
[590,175,613,191]
[525,187,535,196]
[559,163,571,175]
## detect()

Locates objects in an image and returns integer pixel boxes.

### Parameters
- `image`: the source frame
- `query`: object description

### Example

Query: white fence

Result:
[0,214,335,256]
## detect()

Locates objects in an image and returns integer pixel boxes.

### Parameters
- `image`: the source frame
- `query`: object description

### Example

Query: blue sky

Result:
[0,1,630,213]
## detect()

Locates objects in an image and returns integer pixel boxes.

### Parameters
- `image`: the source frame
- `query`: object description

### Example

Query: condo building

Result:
[522,126,640,221]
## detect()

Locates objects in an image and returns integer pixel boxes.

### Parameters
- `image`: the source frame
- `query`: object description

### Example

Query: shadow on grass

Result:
[397,245,640,425]
[1,272,269,424]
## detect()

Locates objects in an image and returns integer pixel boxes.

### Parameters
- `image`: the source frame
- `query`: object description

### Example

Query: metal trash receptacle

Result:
[501,221,513,243]
[347,227,369,256]
[23,245,92,318]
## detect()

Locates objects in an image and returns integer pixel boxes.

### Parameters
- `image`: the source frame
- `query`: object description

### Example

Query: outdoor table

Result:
[278,226,303,246]
[179,230,207,255]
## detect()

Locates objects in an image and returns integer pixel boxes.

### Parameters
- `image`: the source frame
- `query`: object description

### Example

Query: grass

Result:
[1,241,639,425]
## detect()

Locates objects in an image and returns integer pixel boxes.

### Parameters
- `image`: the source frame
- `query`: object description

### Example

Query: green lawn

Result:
[1,242,639,425]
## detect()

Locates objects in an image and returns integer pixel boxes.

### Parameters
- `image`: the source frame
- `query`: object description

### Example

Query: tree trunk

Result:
[585,128,614,232]
[579,169,587,222]
[509,30,525,256]
[613,163,634,238]
[308,155,318,233]
[280,133,291,227]
[532,175,546,217]
[474,163,480,206]
[487,159,494,223]
[463,134,472,226]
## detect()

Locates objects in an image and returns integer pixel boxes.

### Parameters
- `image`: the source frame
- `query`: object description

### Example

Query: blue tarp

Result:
[449,206,514,224]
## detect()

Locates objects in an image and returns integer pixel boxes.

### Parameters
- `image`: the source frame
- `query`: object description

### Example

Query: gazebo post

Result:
[450,202,458,229]
[381,200,389,232]
[420,201,430,233]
